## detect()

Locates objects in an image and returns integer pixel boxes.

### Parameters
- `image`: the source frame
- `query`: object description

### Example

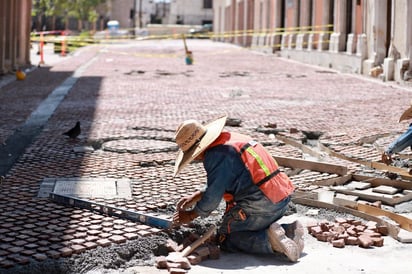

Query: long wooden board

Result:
[330,186,412,206]
[276,134,412,180]
[357,203,412,232]
[370,162,412,181]
[311,174,352,186]
[318,143,412,180]
[274,156,348,176]
[352,174,412,190]
[276,135,325,159]
[274,155,412,204]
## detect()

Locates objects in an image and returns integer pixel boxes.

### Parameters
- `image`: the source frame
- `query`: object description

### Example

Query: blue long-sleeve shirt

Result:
[193,143,283,217]
[386,123,412,155]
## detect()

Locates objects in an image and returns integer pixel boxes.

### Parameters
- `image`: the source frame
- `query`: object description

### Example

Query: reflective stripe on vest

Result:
[241,142,271,176]
[210,132,295,203]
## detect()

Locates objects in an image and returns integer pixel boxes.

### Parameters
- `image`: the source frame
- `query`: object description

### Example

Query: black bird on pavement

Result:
[63,121,81,139]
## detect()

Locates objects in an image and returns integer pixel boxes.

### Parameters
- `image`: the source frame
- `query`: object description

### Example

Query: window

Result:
[203,0,212,9]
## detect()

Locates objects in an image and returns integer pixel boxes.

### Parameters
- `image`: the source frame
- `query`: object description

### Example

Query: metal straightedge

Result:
[49,193,172,229]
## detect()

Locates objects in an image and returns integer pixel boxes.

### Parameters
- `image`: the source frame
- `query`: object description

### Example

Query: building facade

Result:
[0,0,32,75]
[106,0,157,29]
[168,0,213,25]
[213,0,412,82]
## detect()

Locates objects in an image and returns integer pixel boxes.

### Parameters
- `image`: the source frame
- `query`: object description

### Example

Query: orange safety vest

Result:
[210,132,295,204]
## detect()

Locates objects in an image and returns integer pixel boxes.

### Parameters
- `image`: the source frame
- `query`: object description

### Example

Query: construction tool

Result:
[166,224,216,262]
[181,34,193,65]
[49,193,172,229]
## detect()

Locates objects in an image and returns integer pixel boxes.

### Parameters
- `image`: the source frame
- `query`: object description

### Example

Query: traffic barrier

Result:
[61,34,66,56]
[39,32,45,65]
[29,24,334,54]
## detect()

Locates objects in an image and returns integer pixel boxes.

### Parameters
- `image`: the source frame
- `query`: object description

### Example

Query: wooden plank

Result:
[352,174,412,190]
[309,174,352,186]
[318,142,364,164]
[330,186,412,206]
[333,196,358,208]
[275,135,325,159]
[292,197,401,240]
[292,190,317,200]
[370,162,412,181]
[335,193,359,201]
[357,203,412,232]
[274,156,348,176]
[318,143,412,181]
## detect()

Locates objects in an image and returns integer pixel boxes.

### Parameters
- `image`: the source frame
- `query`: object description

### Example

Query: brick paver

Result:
[0,39,411,271]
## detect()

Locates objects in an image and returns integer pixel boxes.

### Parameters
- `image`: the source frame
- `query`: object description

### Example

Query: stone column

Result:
[374,0,388,65]
[262,0,271,48]
[284,0,299,49]
[318,0,331,51]
[384,0,396,81]
[9,0,17,70]
[330,0,347,53]
[405,0,412,80]
[23,0,32,65]
[268,0,283,52]
[356,33,367,59]
[215,0,225,42]
[243,0,249,46]
[346,33,356,54]
[281,33,288,50]
[234,0,240,45]
[257,0,267,48]
[251,0,261,47]
[362,0,388,75]
[296,0,311,50]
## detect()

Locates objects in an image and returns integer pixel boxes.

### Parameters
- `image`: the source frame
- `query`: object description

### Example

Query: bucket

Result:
[185,51,193,65]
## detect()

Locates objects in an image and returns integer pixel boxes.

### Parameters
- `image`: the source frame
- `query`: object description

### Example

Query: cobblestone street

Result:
[0,39,412,273]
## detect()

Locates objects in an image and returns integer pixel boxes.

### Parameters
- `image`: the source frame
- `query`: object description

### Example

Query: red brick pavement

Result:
[0,39,411,270]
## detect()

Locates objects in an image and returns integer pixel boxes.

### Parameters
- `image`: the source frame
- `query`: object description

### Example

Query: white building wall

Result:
[392,0,407,58]
[214,0,412,82]
[108,0,156,29]
[168,0,213,25]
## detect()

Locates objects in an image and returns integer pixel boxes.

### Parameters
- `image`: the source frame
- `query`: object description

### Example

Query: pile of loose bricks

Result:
[307,217,388,248]
[155,234,220,274]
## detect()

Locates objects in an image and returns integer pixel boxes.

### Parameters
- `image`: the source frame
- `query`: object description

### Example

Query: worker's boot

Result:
[267,222,300,262]
[283,220,305,254]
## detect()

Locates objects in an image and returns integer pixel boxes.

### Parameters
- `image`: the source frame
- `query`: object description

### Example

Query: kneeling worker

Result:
[172,115,304,262]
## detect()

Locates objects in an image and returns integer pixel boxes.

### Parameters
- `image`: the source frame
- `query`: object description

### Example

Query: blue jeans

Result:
[386,123,412,155]
[218,196,290,254]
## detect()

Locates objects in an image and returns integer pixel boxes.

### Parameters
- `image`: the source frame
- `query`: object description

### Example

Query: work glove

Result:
[381,152,392,165]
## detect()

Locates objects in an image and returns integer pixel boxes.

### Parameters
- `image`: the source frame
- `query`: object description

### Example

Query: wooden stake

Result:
[182,34,189,54]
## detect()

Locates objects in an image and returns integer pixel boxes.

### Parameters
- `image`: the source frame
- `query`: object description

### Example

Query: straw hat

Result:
[398,102,412,122]
[174,115,227,176]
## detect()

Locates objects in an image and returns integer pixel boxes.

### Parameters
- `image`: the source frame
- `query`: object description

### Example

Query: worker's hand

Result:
[173,210,198,226]
[176,191,203,211]
[381,152,392,165]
